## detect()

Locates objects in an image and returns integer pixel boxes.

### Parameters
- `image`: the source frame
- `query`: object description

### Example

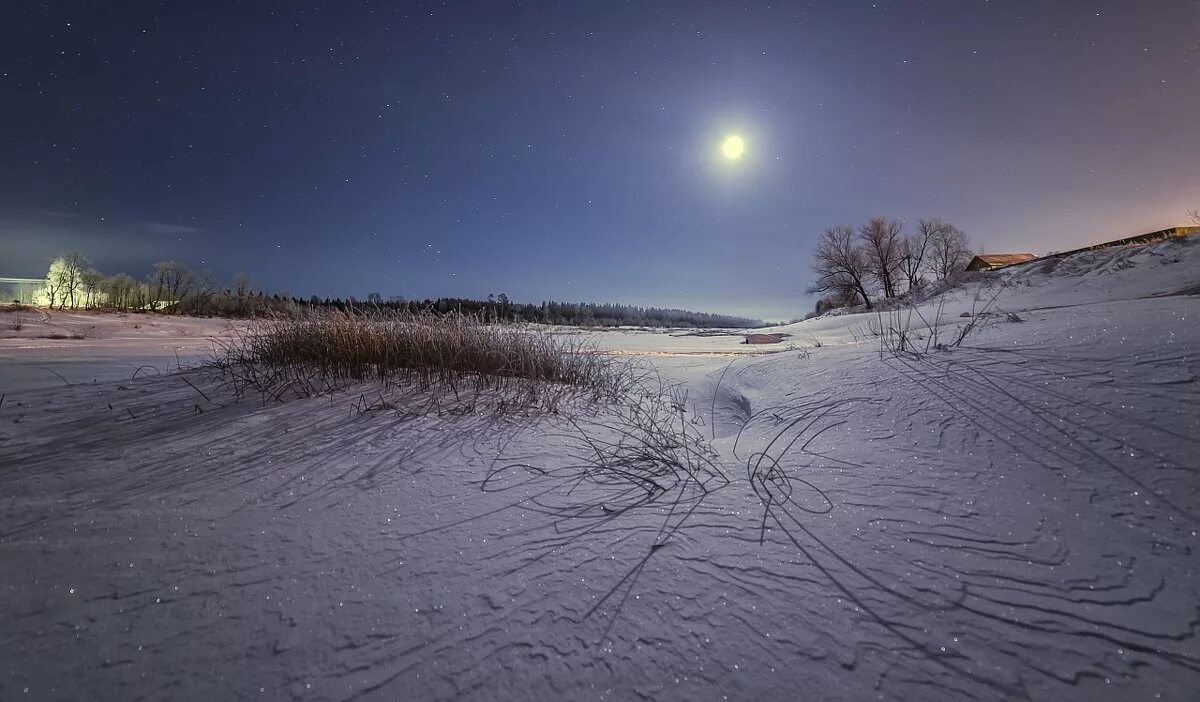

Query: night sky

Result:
[2,1,1197,320]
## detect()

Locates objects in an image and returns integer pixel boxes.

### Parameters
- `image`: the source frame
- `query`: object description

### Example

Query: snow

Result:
[0,310,241,392]
[1,237,1198,700]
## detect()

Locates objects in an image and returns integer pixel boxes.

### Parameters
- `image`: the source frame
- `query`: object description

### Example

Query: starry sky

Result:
[2,1,1198,320]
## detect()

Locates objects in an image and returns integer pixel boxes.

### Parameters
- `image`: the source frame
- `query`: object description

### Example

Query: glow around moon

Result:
[721,135,745,160]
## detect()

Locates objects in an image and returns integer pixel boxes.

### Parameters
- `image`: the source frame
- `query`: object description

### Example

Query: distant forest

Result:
[20,253,766,329]
[315,294,767,329]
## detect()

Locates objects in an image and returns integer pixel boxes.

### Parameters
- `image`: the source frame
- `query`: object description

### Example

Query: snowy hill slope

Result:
[773,235,1199,347]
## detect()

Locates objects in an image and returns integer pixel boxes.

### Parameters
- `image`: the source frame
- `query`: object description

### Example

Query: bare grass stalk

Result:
[207,308,640,410]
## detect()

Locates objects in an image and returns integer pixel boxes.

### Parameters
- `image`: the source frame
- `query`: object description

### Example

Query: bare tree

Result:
[929,223,973,279]
[147,269,164,310]
[1187,208,1200,225]
[808,225,873,310]
[184,270,218,315]
[898,218,945,292]
[131,279,148,310]
[232,273,253,298]
[62,253,85,308]
[859,216,904,299]
[103,274,138,310]
[165,262,194,307]
[148,261,195,312]
[231,273,255,316]
[81,269,103,309]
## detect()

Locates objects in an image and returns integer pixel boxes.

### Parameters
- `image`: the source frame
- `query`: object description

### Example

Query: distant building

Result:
[966,225,1200,273]
[965,253,1037,272]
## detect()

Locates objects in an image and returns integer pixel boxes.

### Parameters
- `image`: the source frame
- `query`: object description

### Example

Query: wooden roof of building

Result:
[971,253,1036,267]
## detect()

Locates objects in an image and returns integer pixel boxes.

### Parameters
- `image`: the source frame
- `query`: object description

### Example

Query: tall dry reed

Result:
[209,308,639,406]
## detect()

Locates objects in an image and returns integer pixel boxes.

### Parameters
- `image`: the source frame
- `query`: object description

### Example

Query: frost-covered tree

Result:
[44,252,88,309]
[44,272,61,309]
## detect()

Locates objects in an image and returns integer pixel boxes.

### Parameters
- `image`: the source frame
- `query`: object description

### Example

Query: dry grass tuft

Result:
[41,330,88,340]
[208,308,641,408]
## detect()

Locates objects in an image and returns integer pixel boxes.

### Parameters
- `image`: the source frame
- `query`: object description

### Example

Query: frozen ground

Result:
[1,238,1198,700]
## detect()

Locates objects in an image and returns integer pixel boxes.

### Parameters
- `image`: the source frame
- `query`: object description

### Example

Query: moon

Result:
[721,135,745,160]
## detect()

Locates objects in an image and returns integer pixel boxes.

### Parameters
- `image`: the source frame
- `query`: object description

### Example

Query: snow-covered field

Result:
[1,238,1198,701]
[0,311,241,393]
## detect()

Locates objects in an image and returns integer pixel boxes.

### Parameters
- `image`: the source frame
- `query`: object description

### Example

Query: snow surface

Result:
[0,311,241,392]
[1,238,1198,700]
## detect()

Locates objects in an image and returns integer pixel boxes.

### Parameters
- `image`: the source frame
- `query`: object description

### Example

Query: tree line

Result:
[28,253,766,328]
[808,216,972,313]
[312,294,765,328]
[34,253,283,317]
